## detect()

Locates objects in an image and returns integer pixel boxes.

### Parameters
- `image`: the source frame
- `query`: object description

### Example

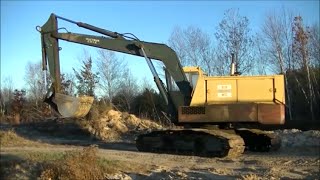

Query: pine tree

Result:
[73,56,99,97]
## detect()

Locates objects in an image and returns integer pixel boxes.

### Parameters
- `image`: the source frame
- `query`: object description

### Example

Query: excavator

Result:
[37,13,285,158]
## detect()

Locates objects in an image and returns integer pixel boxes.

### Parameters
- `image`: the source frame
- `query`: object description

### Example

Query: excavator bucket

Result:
[43,85,95,118]
[53,93,94,118]
[40,14,94,118]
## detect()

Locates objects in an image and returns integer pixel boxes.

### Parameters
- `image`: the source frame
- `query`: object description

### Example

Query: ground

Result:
[0,114,319,180]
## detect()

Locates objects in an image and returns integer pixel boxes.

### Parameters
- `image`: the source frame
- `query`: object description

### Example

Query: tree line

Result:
[1,8,319,124]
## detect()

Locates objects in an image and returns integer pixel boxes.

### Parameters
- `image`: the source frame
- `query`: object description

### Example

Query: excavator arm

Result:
[39,13,192,119]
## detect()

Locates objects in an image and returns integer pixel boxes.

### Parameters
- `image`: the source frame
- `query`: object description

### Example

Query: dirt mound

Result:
[81,110,162,141]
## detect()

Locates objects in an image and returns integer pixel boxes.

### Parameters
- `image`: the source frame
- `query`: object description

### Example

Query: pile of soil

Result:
[81,110,162,141]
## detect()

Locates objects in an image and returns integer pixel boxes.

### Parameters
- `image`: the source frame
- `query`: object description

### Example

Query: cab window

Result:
[185,72,199,90]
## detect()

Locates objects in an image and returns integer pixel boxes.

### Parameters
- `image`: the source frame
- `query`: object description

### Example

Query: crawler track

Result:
[235,128,281,152]
[136,129,245,158]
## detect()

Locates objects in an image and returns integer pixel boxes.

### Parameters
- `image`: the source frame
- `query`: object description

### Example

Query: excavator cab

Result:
[39,14,94,118]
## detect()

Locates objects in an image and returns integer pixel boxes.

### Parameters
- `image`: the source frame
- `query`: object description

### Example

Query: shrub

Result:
[39,146,107,180]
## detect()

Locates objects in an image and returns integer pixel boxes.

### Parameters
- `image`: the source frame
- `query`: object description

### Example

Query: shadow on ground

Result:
[0,154,43,180]
[127,169,239,180]
[0,120,139,152]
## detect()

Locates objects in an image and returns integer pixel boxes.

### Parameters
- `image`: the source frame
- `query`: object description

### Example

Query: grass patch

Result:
[98,158,123,174]
[39,146,120,180]
[1,146,124,180]
[1,151,64,163]
[0,129,42,147]
[25,151,65,162]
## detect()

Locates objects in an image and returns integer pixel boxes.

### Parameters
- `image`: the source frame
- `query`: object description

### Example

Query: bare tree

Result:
[60,73,76,96]
[292,16,316,120]
[261,8,294,73]
[139,76,155,93]
[308,24,320,68]
[24,61,50,106]
[259,8,295,120]
[253,34,268,75]
[168,26,188,66]
[307,24,320,102]
[215,8,254,75]
[96,49,127,104]
[113,70,139,112]
[0,76,14,116]
[168,25,215,75]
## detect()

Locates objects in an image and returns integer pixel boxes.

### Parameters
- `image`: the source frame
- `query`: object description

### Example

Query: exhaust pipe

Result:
[230,53,236,76]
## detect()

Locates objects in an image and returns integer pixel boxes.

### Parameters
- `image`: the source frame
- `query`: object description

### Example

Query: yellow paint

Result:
[183,67,285,106]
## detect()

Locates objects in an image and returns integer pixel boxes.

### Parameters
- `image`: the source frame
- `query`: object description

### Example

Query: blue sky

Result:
[1,0,319,90]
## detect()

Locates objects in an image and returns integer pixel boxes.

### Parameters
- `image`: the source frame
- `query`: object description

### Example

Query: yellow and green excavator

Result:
[38,13,285,158]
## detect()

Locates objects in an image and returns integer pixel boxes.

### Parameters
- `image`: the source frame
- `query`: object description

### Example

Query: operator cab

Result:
[183,67,201,90]
[165,66,202,94]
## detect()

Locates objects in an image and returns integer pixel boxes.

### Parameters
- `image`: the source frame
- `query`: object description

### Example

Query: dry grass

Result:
[0,129,44,147]
[0,151,63,180]
[1,146,123,180]
[1,146,149,179]
[241,173,262,180]
[39,146,119,180]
